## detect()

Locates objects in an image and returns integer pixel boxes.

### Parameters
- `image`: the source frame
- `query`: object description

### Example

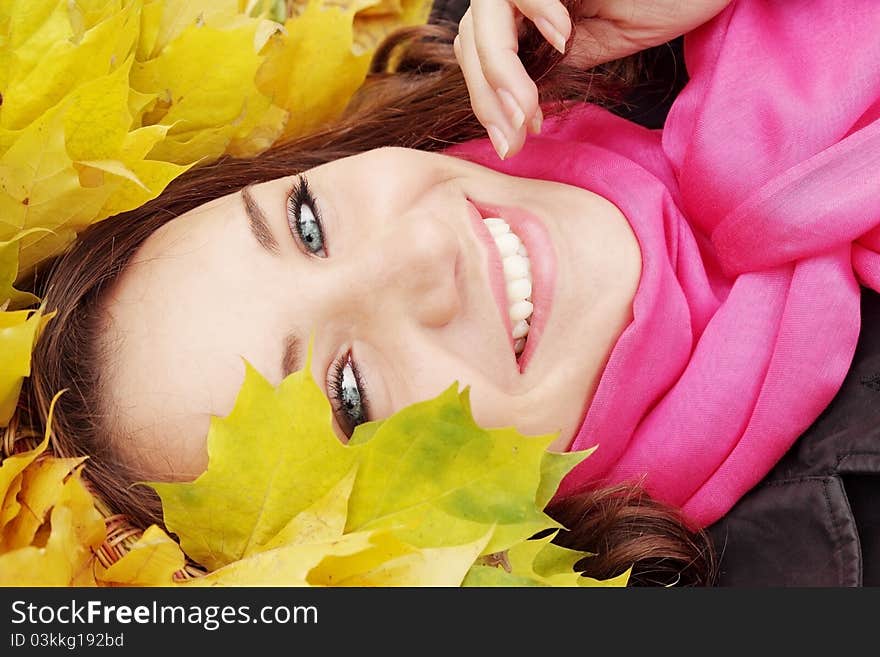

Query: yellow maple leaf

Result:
[255,0,373,140]
[148,346,607,586]
[463,533,632,587]
[0,483,104,587]
[0,58,188,272]
[137,0,241,60]
[1,1,140,132]
[1,228,47,310]
[150,360,359,571]
[131,13,284,164]
[304,531,490,587]
[0,395,106,586]
[0,307,52,427]
[1,454,86,551]
[259,465,357,551]
[97,525,186,586]
[352,0,432,56]
[184,529,490,587]
[0,433,51,527]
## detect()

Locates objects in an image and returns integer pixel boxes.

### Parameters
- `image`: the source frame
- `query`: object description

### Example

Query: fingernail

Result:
[536,17,567,54]
[486,124,509,160]
[528,106,543,134]
[496,88,525,130]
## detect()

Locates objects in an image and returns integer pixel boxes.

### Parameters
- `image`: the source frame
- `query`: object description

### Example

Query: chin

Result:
[547,431,575,453]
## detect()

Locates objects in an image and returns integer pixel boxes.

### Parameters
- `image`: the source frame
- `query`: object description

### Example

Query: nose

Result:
[350,211,462,328]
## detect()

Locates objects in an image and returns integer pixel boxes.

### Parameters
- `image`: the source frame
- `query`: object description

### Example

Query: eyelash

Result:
[287,175,327,257]
[286,177,371,436]
[328,353,371,438]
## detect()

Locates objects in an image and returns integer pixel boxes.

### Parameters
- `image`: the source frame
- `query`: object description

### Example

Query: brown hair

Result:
[11,11,717,585]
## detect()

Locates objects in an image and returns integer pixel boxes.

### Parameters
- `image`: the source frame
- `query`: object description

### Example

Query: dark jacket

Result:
[623,42,880,585]
[707,287,880,586]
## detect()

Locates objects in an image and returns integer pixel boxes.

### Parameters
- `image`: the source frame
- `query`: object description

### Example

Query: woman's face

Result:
[105,147,641,479]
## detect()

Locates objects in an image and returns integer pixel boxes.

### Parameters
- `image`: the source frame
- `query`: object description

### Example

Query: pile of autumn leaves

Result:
[3,360,624,586]
[0,0,627,587]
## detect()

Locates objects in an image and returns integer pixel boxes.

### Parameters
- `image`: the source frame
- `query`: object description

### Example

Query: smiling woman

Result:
[11,1,719,585]
[102,147,639,478]
[13,0,880,587]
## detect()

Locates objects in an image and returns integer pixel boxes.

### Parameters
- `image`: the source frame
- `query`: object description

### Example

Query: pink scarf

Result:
[446,0,880,527]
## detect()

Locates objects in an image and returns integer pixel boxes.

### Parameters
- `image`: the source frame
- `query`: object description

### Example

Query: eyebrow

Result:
[240,186,302,379]
[241,185,279,256]
[281,332,302,379]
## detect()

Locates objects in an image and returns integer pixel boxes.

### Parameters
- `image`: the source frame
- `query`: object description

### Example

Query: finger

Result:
[510,0,571,54]
[456,11,527,159]
[456,12,523,158]
[469,0,540,135]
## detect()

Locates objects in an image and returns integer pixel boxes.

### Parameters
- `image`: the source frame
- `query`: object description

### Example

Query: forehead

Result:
[100,191,283,478]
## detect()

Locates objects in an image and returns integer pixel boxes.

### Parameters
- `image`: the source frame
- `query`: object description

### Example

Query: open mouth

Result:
[481,216,533,360]
[467,195,555,374]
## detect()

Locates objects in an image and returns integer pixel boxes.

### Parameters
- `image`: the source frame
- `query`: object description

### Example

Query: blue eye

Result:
[287,176,326,257]
[329,353,370,438]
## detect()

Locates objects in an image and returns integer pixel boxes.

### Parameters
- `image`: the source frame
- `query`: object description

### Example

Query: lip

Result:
[466,200,514,356]
[466,198,556,373]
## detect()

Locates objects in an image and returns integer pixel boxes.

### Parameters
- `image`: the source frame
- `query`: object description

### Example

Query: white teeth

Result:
[494,232,521,257]
[483,215,535,359]
[485,217,509,236]
[502,254,529,280]
[507,278,531,302]
[509,300,533,322]
[512,319,530,339]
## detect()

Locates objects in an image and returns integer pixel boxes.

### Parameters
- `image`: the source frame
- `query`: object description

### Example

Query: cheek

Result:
[464,385,570,440]
[404,361,520,433]
[116,407,212,483]
[159,429,211,482]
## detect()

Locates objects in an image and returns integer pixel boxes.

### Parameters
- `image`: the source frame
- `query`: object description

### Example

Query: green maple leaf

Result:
[149,343,614,586]
[344,384,583,556]
[463,534,631,587]
[150,357,357,572]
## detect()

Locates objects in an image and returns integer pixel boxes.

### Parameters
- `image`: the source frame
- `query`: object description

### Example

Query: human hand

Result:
[454,0,734,160]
